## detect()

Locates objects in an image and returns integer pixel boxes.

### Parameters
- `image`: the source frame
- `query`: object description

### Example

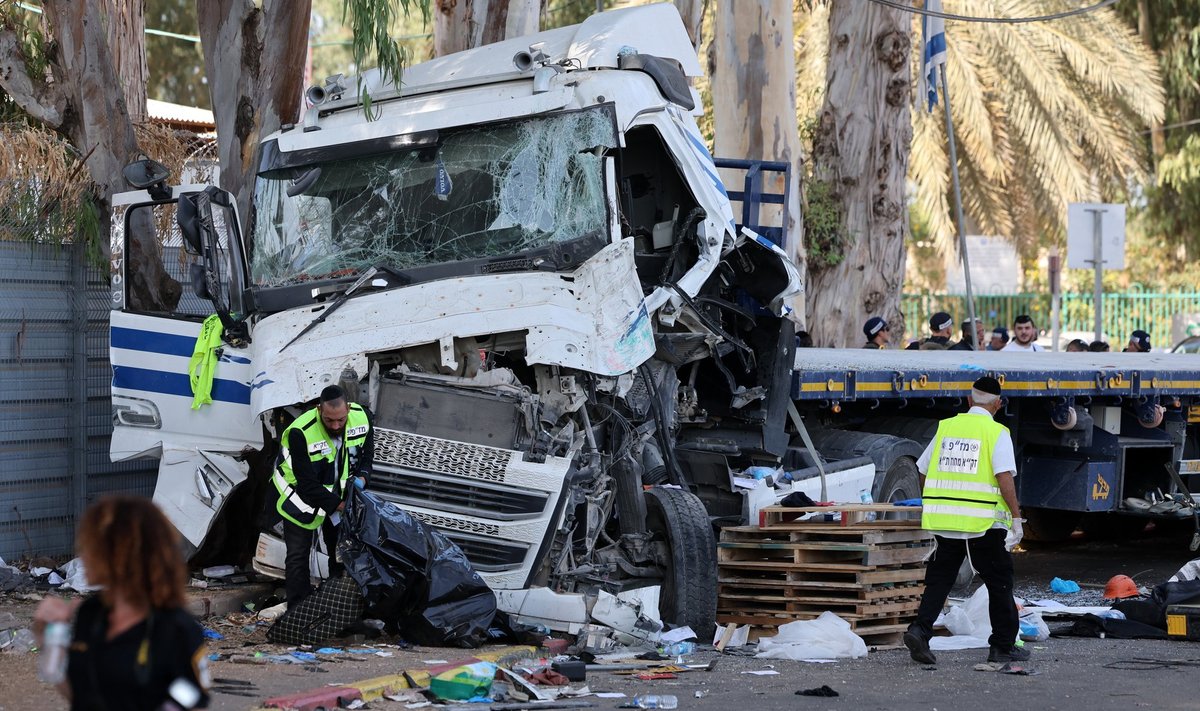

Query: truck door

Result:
[109,185,263,461]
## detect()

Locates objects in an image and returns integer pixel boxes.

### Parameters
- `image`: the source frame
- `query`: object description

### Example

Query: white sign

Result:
[944,236,1020,294]
[1067,203,1125,270]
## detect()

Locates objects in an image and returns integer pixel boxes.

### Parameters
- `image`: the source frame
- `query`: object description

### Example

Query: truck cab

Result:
[108,5,802,636]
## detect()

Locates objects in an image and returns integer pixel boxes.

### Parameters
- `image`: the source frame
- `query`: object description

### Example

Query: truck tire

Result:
[802,429,924,501]
[1022,507,1081,543]
[879,456,921,503]
[645,486,717,640]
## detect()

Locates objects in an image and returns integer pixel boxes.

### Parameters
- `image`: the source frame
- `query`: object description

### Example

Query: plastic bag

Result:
[941,585,992,639]
[755,611,868,660]
[58,558,98,592]
[339,488,496,647]
[1018,610,1050,642]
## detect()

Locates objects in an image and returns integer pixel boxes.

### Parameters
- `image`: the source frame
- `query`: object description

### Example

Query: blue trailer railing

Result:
[713,158,790,249]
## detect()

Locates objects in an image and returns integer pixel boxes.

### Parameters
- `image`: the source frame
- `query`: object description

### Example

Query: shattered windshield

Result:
[251,106,616,287]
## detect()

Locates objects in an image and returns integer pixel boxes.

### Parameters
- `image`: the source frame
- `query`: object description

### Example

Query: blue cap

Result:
[863,316,888,338]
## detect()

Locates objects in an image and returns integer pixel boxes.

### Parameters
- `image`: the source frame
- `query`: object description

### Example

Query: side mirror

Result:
[176,192,203,255]
[122,158,172,200]
[189,262,212,300]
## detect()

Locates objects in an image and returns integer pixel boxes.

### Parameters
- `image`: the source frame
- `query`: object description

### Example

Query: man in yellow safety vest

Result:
[903,376,1028,665]
[272,385,374,606]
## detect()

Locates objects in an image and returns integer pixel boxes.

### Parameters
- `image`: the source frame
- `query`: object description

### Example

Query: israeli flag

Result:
[920,0,948,112]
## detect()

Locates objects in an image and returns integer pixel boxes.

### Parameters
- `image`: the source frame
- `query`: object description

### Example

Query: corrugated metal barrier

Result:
[0,241,157,561]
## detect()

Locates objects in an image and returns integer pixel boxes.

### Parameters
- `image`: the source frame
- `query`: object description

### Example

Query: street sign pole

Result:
[1049,247,1061,352]
[1087,208,1105,342]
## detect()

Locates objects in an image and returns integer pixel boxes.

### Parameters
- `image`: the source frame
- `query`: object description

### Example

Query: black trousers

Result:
[910,528,1019,650]
[283,517,343,607]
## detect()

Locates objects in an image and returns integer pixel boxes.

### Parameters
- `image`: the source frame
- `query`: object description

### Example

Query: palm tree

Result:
[909,0,1164,258]
[794,1,1164,344]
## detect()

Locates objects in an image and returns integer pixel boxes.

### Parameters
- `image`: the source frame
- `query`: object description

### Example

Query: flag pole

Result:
[939,66,980,349]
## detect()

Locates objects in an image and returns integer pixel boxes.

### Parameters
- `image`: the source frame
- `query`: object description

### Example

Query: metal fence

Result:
[0,240,157,561]
[901,290,1200,350]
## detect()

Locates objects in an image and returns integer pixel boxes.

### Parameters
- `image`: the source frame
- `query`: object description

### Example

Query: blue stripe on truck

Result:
[112,365,252,405]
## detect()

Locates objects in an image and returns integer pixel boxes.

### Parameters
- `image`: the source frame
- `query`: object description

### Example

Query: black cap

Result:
[930,312,953,332]
[972,376,1002,396]
[863,316,888,338]
[319,385,346,403]
[1130,329,1151,352]
[992,326,1009,342]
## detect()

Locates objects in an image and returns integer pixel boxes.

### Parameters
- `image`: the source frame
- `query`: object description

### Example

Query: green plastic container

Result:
[429,661,498,701]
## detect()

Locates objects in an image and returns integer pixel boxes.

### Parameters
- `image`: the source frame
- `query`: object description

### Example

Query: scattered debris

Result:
[795,685,839,697]
[755,612,868,660]
[1050,577,1081,594]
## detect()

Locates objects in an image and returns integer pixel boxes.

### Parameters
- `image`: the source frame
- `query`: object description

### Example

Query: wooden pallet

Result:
[717,613,911,645]
[717,505,929,640]
[719,579,924,601]
[758,504,923,529]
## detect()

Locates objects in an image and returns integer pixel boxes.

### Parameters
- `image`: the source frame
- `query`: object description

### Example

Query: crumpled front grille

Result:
[371,465,547,519]
[374,427,512,483]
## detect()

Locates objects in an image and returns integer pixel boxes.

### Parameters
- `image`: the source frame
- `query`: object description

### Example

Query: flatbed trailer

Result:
[783,349,1200,544]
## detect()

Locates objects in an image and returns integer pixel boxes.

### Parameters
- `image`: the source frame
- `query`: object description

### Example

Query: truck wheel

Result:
[879,456,920,502]
[1022,507,1081,543]
[645,486,717,640]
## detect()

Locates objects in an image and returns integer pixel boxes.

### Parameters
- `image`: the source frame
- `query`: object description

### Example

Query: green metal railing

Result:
[901,289,1200,350]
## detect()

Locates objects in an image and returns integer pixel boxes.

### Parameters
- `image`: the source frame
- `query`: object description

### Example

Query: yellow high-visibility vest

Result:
[921,413,1013,534]
[273,403,370,529]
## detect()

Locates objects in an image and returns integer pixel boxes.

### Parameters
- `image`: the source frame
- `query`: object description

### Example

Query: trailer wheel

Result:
[1022,507,1081,543]
[645,486,717,639]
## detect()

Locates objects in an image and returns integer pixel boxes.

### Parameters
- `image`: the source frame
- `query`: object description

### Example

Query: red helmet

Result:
[1103,574,1139,599]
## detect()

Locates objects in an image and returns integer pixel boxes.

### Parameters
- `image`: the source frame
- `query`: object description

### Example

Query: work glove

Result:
[354,476,366,490]
[1005,517,1025,551]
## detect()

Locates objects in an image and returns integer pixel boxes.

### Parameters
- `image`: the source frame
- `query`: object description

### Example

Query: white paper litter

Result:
[660,626,696,644]
[594,693,627,699]
[713,624,750,649]
[930,635,989,651]
[741,670,780,675]
[422,659,449,665]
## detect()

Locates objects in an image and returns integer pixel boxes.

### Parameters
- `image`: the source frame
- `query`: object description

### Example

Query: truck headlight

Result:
[112,396,161,428]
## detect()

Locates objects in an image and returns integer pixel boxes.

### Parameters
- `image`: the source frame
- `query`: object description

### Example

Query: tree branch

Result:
[0,29,66,128]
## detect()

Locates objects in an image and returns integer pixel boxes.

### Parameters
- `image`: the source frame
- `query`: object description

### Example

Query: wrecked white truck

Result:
[108,5,805,637]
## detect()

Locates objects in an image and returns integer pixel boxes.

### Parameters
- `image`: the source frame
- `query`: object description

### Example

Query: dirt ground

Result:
[1,529,1198,711]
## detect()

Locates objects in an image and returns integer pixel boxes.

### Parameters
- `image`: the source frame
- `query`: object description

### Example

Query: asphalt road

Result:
[2,529,1198,711]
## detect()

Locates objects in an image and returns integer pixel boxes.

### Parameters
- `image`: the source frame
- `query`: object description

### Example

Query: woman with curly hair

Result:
[34,496,210,710]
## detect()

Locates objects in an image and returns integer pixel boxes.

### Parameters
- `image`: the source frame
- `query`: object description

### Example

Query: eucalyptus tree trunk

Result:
[709,0,806,323]
[435,0,541,57]
[805,0,911,347]
[675,0,703,52]
[197,0,311,243]
[0,0,178,310]
[104,0,147,124]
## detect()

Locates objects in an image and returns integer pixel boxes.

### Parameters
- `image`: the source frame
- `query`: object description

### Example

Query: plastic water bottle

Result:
[632,695,678,710]
[201,565,236,578]
[38,622,71,683]
[860,490,877,521]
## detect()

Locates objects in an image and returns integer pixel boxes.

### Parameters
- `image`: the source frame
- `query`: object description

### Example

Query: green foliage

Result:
[0,5,50,125]
[1113,0,1200,266]
[343,0,429,110]
[801,178,845,270]
[145,0,208,108]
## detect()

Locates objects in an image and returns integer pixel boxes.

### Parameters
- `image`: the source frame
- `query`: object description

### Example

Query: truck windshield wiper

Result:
[279,266,379,352]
